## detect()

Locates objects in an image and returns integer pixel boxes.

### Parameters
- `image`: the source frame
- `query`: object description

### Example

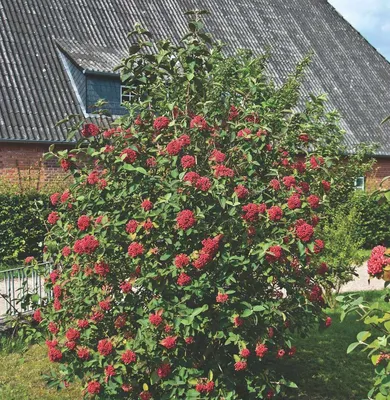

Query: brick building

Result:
[1,0,390,190]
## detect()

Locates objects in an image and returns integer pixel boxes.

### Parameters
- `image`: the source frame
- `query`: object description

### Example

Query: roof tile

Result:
[0,0,390,154]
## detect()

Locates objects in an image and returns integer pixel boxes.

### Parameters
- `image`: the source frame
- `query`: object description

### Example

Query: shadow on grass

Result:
[280,290,389,400]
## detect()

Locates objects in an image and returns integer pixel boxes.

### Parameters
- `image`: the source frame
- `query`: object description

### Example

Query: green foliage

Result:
[0,194,48,266]
[326,145,374,210]
[349,191,390,249]
[340,182,390,400]
[0,164,69,267]
[0,331,28,355]
[338,291,390,400]
[320,205,365,303]
[30,13,370,400]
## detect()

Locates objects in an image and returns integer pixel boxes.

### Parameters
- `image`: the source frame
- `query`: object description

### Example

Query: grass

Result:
[280,290,390,399]
[0,291,388,399]
[0,335,81,400]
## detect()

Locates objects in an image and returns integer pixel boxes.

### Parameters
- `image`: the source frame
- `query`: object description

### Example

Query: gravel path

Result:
[339,262,386,293]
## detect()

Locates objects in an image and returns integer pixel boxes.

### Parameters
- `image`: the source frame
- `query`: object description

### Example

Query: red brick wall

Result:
[2,142,390,192]
[0,142,71,192]
[367,157,390,191]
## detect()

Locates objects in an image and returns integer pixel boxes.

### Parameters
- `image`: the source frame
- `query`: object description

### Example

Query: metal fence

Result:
[0,263,52,317]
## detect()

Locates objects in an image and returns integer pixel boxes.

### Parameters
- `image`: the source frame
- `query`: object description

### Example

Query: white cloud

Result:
[328,0,385,30]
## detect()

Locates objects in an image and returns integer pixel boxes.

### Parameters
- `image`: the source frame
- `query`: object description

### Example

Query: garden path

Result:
[339,262,385,293]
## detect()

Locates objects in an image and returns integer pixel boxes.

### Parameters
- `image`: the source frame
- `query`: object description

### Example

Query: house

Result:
[1,0,390,189]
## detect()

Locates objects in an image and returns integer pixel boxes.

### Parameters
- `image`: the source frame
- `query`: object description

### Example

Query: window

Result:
[354,176,365,191]
[120,86,135,103]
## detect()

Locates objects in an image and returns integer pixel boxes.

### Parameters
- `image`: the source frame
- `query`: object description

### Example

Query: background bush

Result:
[349,191,390,249]
[0,194,48,268]
[0,165,70,268]
[320,206,366,305]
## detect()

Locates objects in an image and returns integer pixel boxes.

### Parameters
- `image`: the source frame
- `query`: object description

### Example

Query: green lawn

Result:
[0,290,387,399]
[281,290,390,400]
[0,338,81,400]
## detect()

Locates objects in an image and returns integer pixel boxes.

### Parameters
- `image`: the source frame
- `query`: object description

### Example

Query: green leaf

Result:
[253,305,266,312]
[150,371,160,385]
[372,354,381,365]
[122,163,135,171]
[357,331,371,342]
[365,316,380,325]
[297,241,305,256]
[241,309,253,318]
[283,381,298,388]
[31,294,40,303]
[135,167,148,175]
[347,342,360,354]
[185,389,200,398]
[66,130,77,141]
[191,305,208,318]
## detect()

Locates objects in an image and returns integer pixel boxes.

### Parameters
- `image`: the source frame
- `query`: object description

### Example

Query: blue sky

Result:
[328,0,390,60]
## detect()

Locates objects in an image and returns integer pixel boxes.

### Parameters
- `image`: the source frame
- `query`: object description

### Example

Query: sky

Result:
[328,0,390,61]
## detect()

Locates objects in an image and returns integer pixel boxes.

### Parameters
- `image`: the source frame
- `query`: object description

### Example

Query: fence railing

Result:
[0,263,52,317]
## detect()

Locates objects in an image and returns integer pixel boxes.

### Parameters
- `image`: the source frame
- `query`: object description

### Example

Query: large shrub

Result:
[32,15,368,399]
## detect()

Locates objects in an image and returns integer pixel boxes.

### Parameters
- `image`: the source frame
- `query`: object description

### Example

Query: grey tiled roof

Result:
[55,39,124,75]
[1,0,390,154]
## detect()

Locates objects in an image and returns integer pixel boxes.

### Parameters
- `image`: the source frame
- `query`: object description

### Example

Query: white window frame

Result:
[354,176,365,191]
[120,86,135,103]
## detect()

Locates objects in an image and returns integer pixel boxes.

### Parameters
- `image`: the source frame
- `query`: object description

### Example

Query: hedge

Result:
[349,191,390,249]
[0,194,48,267]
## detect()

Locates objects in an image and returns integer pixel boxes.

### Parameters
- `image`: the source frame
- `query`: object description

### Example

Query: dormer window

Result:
[57,39,128,117]
[121,86,135,103]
